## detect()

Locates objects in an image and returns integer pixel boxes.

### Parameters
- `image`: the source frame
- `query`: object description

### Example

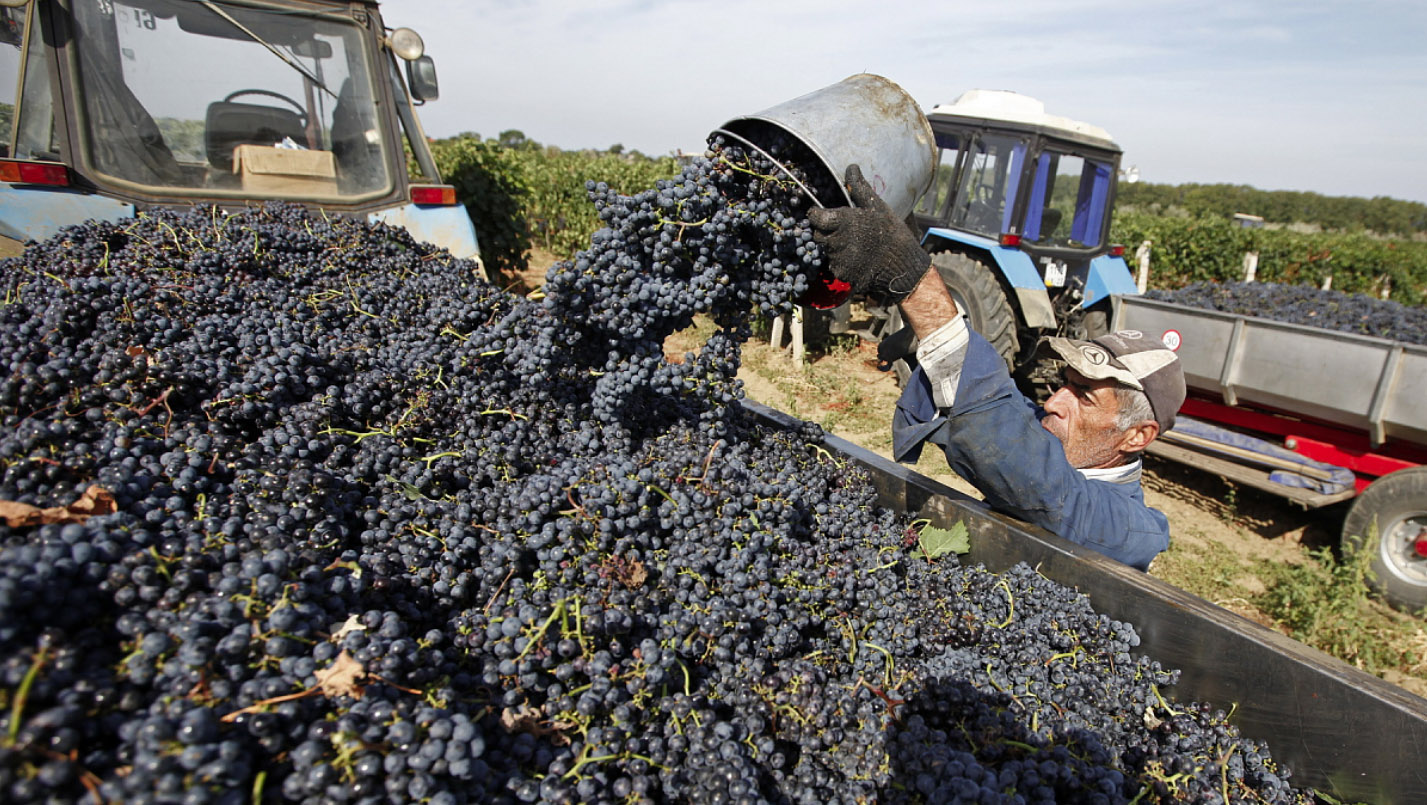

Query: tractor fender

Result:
[0,184,134,243]
[1085,254,1138,309]
[922,228,1055,330]
[370,203,482,263]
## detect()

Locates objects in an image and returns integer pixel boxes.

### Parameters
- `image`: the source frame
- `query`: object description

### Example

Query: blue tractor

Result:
[869,90,1138,396]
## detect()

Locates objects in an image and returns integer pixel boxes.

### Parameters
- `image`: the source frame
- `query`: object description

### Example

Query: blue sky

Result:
[399,1,1424,202]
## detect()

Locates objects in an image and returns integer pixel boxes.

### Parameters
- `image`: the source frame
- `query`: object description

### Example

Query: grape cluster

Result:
[1147,281,1427,346]
[0,145,1316,804]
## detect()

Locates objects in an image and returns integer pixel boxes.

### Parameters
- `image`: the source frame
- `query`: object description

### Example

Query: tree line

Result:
[1118,182,1427,238]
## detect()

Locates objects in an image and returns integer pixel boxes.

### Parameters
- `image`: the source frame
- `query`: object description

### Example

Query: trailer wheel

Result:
[932,251,1018,372]
[1341,467,1427,614]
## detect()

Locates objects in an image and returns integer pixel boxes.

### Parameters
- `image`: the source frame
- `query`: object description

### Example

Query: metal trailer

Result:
[747,399,1427,804]
[1111,293,1427,613]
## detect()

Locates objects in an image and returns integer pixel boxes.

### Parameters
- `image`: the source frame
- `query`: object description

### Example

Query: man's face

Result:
[1041,368,1131,469]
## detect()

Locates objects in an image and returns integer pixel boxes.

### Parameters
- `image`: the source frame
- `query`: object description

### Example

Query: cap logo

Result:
[1121,330,1143,339]
[1081,345,1110,366]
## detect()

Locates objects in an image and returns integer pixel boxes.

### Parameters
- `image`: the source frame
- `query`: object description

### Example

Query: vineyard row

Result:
[424,136,1427,305]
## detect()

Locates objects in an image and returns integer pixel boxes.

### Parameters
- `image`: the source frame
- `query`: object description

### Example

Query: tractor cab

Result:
[914,90,1122,262]
[2,0,474,259]
[906,90,1137,392]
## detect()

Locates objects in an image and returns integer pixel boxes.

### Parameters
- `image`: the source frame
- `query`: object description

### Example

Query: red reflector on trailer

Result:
[999,233,1021,247]
[410,184,457,205]
[0,159,70,187]
[1109,244,1125,257]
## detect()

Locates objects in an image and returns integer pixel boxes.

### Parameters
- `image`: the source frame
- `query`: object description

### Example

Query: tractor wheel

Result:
[1341,467,1427,614]
[1071,304,1111,341]
[931,251,1018,372]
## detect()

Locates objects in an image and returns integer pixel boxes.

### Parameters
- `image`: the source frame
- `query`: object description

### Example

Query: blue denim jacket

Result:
[892,331,1169,571]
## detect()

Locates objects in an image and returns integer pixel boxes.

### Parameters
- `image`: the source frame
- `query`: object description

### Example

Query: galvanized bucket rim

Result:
[708,126,837,211]
[716,73,936,216]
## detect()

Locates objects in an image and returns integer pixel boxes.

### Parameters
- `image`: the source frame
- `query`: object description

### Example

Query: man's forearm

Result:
[899,268,971,410]
[898,268,959,340]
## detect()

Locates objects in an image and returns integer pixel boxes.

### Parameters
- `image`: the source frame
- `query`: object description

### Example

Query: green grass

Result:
[1150,540,1257,602]
[1157,529,1427,685]
[1253,542,1427,676]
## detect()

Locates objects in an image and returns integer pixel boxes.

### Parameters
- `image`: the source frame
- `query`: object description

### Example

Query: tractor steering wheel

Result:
[223,89,308,127]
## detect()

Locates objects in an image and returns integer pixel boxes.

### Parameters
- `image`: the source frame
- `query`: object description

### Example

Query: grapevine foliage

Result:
[425,136,535,278]
[0,141,1317,803]
[1112,212,1427,306]
[429,135,682,276]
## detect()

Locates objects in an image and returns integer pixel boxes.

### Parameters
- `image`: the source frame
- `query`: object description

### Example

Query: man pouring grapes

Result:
[809,166,1186,571]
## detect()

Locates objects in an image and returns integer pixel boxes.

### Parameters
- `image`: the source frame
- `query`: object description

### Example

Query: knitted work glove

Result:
[808,164,931,303]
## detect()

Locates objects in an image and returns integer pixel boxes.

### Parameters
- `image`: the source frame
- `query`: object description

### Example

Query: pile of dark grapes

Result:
[1148,281,1427,346]
[0,140,1315,803]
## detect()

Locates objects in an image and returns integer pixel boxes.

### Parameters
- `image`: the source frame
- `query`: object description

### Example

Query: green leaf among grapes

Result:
[919,521,970,558]
[385,475,427,501]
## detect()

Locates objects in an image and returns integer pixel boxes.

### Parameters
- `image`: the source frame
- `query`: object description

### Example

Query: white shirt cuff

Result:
[916,316,970,409]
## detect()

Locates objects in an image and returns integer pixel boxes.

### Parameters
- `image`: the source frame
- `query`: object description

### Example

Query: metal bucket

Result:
[713,73,936,219]
[711,74,935,308]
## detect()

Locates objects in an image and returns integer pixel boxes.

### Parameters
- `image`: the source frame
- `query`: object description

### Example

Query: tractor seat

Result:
[204,101,305,172]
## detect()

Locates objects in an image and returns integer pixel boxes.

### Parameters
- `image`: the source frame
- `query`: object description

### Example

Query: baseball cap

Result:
[1045,330,1186,433]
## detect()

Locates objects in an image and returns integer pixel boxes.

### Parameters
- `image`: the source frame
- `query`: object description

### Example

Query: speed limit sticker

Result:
[1161,329,1182,351]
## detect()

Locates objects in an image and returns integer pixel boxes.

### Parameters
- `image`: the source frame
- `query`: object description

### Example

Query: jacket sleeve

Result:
[892,332,1169,571]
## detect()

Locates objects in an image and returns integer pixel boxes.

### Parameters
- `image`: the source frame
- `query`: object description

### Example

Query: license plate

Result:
[1044,260,1067,287]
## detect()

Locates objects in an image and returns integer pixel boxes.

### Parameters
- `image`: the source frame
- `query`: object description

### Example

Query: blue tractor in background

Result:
[865,90,1138,396]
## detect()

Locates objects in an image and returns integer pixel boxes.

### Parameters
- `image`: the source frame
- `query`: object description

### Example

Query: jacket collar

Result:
[1079,456,1143,486]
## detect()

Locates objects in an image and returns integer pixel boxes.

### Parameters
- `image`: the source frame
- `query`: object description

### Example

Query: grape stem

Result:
[133,386,174,418]
[484,567,516,615]
[1150,684,1186,717]
[716,155,783,184]
[515,596,577,663]
[849,676,906,725]
[991,579,1015,628]
[1218,745,1237,804]
[680,439,723,489]
[562,744,618,780]
[863,641,895,688]
[5,644,50,747]
[221,687,322,722]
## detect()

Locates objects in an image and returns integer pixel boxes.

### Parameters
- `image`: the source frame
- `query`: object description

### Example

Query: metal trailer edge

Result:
[1109,294,1427,450]
[742,400,1427,803]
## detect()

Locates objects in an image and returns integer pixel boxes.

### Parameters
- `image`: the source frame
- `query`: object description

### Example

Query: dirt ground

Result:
[515,249,1427,699]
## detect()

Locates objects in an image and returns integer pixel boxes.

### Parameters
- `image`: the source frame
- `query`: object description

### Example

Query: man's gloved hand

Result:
[808,164,931,304]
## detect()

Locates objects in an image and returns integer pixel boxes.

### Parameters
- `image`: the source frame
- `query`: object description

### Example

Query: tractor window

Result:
[4,5,58,161]
[1024,150,1114,250]
[948,133,1026,238]
[1,8,18,155]
[913,130,963,219]
[66,0,390,199]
